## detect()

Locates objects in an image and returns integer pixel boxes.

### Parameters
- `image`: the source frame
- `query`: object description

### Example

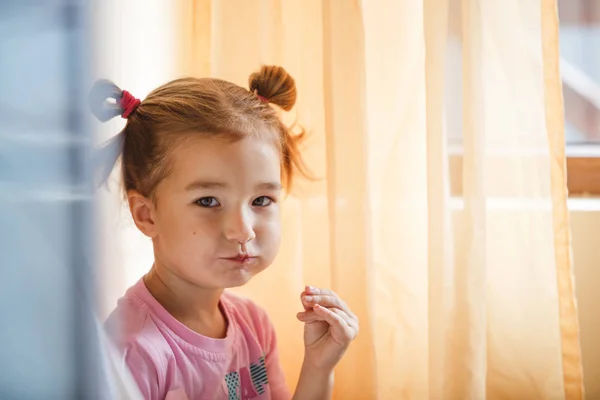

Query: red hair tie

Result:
[119,90,141,119]
[257,94,269,103]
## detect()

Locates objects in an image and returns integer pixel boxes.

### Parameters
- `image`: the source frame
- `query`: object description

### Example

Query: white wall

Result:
[570,206,600,398]
[91,0,178,319]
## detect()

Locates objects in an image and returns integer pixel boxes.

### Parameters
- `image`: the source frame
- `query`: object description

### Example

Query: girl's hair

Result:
[89,65,308,198]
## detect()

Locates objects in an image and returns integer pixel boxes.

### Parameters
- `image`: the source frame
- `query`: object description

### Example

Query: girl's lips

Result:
[221,254,256,264]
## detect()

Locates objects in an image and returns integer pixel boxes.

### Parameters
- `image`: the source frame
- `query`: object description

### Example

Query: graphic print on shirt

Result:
[224,355,269,400]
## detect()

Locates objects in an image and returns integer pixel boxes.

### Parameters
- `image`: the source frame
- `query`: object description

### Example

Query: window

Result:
[445,0,600,197]
[559,0,600,196]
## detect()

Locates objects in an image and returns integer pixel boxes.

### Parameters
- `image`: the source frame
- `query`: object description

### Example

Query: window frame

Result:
[448,154,600,197]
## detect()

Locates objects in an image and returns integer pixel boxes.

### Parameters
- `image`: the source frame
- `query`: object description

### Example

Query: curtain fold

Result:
[423,0,451,397]
[541,0,584,398]
[172,1,583,398]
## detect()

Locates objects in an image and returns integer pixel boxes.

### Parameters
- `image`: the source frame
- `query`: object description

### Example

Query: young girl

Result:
[92,66,359,400]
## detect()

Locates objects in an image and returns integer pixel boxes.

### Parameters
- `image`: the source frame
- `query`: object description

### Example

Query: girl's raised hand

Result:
[296,286,359,372]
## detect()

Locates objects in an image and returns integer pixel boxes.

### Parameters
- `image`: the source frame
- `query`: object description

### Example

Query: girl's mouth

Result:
[222,253,256,264]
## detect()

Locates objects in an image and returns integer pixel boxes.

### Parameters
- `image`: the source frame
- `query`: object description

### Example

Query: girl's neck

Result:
[144,264,227,339]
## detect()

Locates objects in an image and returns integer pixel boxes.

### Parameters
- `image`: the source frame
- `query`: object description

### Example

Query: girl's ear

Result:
[127,190,158,238]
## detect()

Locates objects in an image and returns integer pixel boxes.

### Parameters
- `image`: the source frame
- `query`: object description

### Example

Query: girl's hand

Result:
[296,286,359,373]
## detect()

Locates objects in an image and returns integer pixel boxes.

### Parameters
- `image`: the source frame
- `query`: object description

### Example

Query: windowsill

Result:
[447,144,600,157]
[566,144,600,157]
[449,197,600,211]
[568,197,600,211]
[446,148,600,196]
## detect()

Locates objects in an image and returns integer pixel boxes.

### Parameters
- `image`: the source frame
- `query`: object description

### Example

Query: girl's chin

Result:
[216,262,265,288]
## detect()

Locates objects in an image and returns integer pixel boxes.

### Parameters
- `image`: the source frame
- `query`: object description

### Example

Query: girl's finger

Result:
[297,307,358,330]
[330,308,359,333]
[313,304,356,340]
[297,308,359,340]
[301,287,357,320]
[299,304,356,340]
[297,308,351,326]
[320,307,359,332]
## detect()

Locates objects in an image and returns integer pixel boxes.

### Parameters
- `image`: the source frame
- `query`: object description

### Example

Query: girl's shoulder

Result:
[104,281,173,368]
[104,293,154,347]
[104,295,172,399]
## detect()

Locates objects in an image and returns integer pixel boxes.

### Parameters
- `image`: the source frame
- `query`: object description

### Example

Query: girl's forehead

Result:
[171,134,279,162]
[165,135,282,187]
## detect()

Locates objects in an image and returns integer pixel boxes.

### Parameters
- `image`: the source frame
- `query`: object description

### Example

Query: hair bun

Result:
[248,65,297,111]
[89,79,124,122]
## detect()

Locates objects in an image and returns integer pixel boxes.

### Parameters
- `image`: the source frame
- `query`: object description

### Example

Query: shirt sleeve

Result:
[124,343,164,400]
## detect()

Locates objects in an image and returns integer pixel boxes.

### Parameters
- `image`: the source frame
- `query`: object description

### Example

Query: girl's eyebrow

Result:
[256,182,282,191]
[184,180,281,191]
[185,180,227,191]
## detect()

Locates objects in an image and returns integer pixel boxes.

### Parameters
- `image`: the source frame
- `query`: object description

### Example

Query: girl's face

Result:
[145,135,282,289]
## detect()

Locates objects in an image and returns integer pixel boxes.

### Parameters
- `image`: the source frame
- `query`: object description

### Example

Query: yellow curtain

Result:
[176,0,583,398]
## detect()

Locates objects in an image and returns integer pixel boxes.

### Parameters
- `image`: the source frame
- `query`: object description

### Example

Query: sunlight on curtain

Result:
[93,0,583,398]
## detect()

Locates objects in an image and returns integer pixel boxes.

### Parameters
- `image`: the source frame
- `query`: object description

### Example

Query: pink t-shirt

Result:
[105,279,291,400]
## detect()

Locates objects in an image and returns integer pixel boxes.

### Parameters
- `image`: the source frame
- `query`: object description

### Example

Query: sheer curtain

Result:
[175,0,584,398]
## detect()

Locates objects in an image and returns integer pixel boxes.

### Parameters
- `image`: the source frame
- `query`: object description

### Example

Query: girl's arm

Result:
[292,363,334,400]
[293,287,360,400]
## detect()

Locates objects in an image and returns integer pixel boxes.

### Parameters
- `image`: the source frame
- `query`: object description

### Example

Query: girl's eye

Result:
[195,197,220,208]
[252,196,273,207]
